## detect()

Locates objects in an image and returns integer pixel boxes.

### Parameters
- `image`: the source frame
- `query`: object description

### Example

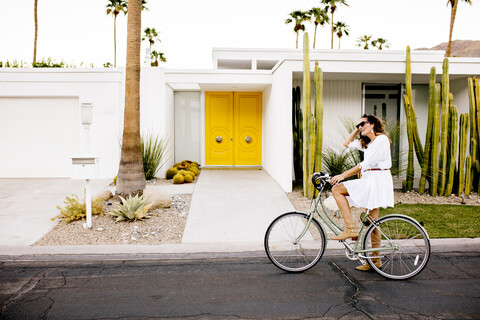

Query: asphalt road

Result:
[1,252,479,319]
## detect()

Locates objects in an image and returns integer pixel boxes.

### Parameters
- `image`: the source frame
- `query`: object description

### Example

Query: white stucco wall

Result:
[263,62,293,192]
[0,69,124,179]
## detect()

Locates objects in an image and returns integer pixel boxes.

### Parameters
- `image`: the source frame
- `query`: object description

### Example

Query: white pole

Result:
[85,178,92,228]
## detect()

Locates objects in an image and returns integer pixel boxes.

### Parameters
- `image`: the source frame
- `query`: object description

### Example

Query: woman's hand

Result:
[330,174,345,186]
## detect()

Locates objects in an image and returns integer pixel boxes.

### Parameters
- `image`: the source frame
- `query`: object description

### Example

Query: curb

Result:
[0,238,478,262]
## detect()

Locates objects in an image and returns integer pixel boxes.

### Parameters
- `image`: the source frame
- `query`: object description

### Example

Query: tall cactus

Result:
[438,58,450,196]
[302,32,312,198]
[431,84,442,196]
[466,138,476,196]
[405,46,424,167]
[465,156,472,196]
[457,113,469,196]
[418,67,436,194]
[403,94,414,191]
[469,78,477,153]
[444,104,458,196]
[314,61,323,173]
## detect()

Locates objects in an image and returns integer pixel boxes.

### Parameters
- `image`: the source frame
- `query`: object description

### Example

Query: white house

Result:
[0,48,479,192]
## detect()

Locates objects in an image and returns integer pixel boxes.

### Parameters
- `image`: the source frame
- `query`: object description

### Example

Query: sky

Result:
[0,0,479,69]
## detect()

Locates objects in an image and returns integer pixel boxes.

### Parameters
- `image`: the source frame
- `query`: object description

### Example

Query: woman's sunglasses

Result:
[356,121,369,129]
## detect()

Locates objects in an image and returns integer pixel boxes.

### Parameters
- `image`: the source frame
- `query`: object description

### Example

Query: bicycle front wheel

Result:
[363,215,430,280]
[264,212,326,273]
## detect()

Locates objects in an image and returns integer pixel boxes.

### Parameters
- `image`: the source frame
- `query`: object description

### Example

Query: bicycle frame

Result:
[296,190,399,260]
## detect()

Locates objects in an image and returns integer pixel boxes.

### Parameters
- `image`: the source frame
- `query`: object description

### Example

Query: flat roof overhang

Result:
[165,69,272,91]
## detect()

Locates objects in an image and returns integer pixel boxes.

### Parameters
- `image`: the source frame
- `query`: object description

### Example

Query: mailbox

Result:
[71,155,98,180]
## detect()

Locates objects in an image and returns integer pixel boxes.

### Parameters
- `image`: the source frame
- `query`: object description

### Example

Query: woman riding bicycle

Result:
[329,114,394,271]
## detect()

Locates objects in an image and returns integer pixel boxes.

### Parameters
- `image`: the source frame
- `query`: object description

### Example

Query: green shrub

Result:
[108,194,152,222]
[187,171,196,179]
[53,195,104,224]
[141,133,169,180]
[166,167,178,179]
[173,174,184,184]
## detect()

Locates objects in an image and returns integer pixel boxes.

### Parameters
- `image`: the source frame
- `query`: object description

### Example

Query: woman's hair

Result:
[359,114,389,148]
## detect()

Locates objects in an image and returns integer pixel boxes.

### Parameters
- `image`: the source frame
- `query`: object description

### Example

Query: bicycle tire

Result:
[264,212,326,273]
[362,215,430,280]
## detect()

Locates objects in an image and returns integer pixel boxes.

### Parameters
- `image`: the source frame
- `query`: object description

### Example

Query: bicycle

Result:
[264,172,431,280]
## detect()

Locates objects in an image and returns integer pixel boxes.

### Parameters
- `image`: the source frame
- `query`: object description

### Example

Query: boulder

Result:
[94,190,113,202]
[143,188,172,208]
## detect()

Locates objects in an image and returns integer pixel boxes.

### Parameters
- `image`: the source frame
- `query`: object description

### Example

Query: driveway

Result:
[0,179,111,246]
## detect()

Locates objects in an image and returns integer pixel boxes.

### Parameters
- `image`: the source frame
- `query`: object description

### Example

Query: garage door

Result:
[0,97,80,177]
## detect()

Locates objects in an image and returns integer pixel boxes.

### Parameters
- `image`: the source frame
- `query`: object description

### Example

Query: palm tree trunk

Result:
[330,13,334,49]
[116,0,146,197]
[313,24,317,49]
[114,14,117,67]
[338,37,341,49]
[33,0,38,64]
[446,0,458,57]
[296,32,299,49]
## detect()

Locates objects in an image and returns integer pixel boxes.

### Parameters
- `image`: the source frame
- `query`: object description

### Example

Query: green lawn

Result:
[380,204,480,239]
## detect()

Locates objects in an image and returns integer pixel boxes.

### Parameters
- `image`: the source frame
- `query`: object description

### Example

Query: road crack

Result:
[331,261,373,319]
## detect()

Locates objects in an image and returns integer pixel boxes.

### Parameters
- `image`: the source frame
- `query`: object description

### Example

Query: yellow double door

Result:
[205,92,262,166]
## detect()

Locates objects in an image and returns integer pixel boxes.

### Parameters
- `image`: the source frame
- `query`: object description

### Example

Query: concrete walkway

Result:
[182,169,294,244]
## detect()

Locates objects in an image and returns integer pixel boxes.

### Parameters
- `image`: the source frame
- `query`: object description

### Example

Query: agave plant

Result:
[108,194,152,222]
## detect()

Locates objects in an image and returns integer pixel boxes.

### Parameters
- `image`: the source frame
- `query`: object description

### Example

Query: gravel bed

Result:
[35,192,191,246]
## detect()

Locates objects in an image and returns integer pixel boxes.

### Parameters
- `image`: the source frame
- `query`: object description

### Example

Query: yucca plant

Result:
[141,133,169,180]
[322,147,356,190]
[108,194,152,222]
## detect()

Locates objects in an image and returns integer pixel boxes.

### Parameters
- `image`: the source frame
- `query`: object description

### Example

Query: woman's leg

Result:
[331,184,358,240]
[355,208,382,271]
[369,208,381,258]
[331,183,354,224]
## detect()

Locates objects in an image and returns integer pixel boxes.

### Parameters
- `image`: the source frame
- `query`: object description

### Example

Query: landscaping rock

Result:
[143,188,172,208]
[94,190,113,202]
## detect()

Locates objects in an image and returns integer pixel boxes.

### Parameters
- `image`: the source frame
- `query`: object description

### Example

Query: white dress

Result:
[343,134,394,210]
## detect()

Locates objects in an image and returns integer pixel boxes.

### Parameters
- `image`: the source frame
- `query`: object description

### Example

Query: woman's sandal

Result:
[332,223,359,241]
[356,258,382,271]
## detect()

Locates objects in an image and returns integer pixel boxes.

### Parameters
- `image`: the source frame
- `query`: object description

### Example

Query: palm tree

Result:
[285,10,311,49]
[106,0,127,67]
[446,0,472,57]
[372,38,391,50]
[309,7,330,49]
[356,35,372,50]
[151,50,166,67]
[321,0,348,49]
[142,27,161,51]
[33,0,38,64]
[116,0,146,197]
[333,21,349,49]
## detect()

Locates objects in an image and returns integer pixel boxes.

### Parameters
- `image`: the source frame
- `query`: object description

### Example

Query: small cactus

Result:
[184,174,194,183]
[166,167,178,179]
[173,174,185,184]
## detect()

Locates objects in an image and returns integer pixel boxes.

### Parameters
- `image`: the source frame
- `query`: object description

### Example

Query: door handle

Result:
[245,136,252,144]
[216,136,222,143]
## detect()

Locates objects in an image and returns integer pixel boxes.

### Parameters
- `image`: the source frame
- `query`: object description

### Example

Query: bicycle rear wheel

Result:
[363,215,430,280]
[264,212,326,272]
